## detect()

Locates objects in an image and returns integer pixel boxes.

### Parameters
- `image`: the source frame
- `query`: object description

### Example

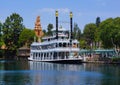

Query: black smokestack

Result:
[55,11,58,40]
[70,12,73,46]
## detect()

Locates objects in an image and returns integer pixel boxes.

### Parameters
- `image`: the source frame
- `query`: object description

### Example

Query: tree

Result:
[113,17,120,48]
[83,23,97,49]
[0,22,2,41]
[0,22,3,48]
[79,39,87,49]
[73,23,81,40]
[77,28,81,40]
[94,26,101,48]
[47,23,53,36]
[0,22,2,39]
[96,17,101,27]
[2,13,24,51]
[99,18,114,48]
[19,28,35,47]
[95,17,101,48]
[99,17,120,56]
[43,29,47,36]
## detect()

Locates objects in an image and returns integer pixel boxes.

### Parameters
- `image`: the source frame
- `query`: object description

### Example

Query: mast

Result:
[55,11,58,40]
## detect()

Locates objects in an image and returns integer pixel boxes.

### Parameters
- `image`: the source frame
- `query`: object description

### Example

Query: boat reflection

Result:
[29,61,83,71]
[28,61,84,85]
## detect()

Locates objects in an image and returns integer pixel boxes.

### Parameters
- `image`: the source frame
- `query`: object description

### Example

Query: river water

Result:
[0,60,120,85]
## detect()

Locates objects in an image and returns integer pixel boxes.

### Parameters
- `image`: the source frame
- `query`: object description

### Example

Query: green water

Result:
[0,60,120,85]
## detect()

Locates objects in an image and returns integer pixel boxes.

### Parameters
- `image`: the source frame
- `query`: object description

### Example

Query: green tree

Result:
[43,29,47,36]
[96,17,101,27]
[77,28,81,40]
[0,22,2,43]
[83,23,97,49]
[99,17,120,52]
[94,27,101,48]
[113,17,120,48]
[99,18,114,48]
[73,23,81,40]
[47,23,53,36]
[79,39,87,49]
[2,13,24,51]
[0,22,2,39]
[94,17,101,49]
[19,28,35,47]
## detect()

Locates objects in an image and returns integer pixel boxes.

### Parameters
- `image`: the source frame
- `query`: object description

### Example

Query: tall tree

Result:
[99,18,114,48]
[77,28,81,40]
[83,23,97,49]
[95,17,101,49]
[2,13,24,51]
[19,28,35,47]
[0,22,3,48]
[96,17,101,27]
[47,23,53,36]
[43,29,47,36]
[100,17,120,50]
[0,22,2,41]
[73,23,81,40]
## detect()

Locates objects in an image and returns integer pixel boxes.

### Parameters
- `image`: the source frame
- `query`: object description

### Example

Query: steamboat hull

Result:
[28,58,82,64]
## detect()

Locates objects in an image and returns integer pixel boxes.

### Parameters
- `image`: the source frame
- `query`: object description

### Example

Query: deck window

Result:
[59,43,62,47]
[63,43,67,47]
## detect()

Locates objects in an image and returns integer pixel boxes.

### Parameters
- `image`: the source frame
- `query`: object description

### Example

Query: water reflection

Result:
[83,64,120,85]
[0,60,120,85]
[29,61,84,85]
[29,61,83,71]
[0,60,31,85]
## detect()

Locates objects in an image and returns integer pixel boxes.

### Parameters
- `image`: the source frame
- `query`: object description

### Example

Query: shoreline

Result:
[0,58,120,64]
[83,61,120,64]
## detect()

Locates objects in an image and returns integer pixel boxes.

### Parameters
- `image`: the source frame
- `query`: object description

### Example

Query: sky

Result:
[0,0,120,32]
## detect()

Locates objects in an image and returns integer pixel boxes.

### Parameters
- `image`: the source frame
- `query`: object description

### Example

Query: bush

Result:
[111,57,120,62]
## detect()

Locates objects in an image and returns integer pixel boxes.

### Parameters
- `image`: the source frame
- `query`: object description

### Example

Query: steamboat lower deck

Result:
[28,58,83,64]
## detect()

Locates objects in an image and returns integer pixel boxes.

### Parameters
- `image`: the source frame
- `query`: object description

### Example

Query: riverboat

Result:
[28,11,82,63]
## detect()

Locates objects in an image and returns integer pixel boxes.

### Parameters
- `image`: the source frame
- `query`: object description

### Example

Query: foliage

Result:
[96,17,101,27]
[99,17,120,48]
[19,28,35,47]
[111,57,120,63]
[99,18,113,48]
[0,41,4,48]
[0,22,3,48]
[0,22,2,38]
[79,39,87,49]
[43,29,47,36]
[112,17,120,47]
[83,23,97,49]
[47,23,53,36]
[73,23,81,40]
[2,13,24,51]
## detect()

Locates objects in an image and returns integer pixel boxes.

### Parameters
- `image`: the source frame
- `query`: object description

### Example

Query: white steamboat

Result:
[28,11,82,63]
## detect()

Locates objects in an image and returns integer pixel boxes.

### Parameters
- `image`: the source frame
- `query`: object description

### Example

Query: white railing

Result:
[32,39,79,46]
[31,47,79,52]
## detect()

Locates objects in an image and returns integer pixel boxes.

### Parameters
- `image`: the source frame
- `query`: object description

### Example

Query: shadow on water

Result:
[0,60,31,85]
[0,60,120,85]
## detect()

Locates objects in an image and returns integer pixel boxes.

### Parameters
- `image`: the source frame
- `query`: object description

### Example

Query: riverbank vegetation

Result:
[111,57,120,63]
[0,13,120,59]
